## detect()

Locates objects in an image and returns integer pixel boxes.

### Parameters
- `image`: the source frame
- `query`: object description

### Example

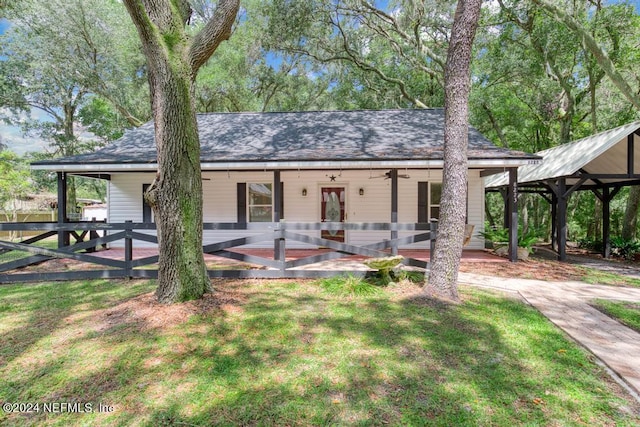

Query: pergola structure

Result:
[485,121,640,261]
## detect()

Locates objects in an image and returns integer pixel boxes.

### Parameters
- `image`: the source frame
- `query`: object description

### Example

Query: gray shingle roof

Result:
[34,109,538,167]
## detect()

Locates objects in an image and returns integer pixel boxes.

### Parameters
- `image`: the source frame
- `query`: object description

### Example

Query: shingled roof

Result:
[32,109,539,171]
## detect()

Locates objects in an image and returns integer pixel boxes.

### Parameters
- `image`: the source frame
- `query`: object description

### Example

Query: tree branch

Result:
[122,0,159,51]
[531,0,640,110]
[189,0,240,75]
[337,15,428,108]
[357,1,446,69]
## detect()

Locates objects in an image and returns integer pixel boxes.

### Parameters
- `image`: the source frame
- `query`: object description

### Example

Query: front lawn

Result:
[0,278,638,426]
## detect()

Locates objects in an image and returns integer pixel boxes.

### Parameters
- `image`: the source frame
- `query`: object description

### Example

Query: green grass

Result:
[577,266,640,288]
[0,278,639,426]
[592,299,640,333]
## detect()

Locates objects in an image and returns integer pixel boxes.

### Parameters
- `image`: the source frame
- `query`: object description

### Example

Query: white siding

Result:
[109,173,149,223]
[108,173,157,248]
[107,169,485,250]
[202,171,286,248]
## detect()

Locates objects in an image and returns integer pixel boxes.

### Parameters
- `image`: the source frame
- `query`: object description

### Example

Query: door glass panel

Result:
[321,186,346,242]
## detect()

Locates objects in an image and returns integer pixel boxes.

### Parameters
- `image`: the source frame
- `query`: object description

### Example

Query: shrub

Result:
[393,270,425,283]
[480,226,541,251]
[610,237,640,261]
[577,237,603,252]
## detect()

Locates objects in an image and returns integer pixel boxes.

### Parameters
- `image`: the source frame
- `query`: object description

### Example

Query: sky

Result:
[626,0,640,9]
[0,18,52,155]
[0,110,51,155]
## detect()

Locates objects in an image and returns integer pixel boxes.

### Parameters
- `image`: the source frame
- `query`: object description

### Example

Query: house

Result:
[31,109,539,256]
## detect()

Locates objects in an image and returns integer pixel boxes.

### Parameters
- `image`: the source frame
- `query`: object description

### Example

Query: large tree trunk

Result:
[145,59,209,303]
[424,0,482,301]
[123,0,239,303]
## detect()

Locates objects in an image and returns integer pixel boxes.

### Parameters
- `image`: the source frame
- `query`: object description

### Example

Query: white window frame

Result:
[429,182,442,221]
[247,182,273,222]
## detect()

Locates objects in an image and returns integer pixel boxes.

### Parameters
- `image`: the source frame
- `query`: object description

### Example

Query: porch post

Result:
[390,169,398,255]
[602,186,611,259]
[556,178,567,261]
[57,172,69,248]
[273,170,284,262]
[507,168,518,262]
[551,192,557,250]
[429,220,437,266]
[628,133,635,175]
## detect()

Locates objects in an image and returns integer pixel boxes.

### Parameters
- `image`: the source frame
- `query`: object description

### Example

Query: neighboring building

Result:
[32,109,540,251]
[81,203,107,221]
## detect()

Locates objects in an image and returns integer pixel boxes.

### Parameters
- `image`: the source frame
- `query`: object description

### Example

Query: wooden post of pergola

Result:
[550,191,557,251]
[507,168,518,262]
[603,186,611,259]
[592,185,622,259]
[556,178,568,261]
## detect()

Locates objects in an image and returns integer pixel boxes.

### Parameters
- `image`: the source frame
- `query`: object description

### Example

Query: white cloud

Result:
[0,123,50,155]
[0,108,54,155]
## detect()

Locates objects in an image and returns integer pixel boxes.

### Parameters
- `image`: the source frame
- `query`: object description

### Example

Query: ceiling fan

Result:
[369,170,411,179]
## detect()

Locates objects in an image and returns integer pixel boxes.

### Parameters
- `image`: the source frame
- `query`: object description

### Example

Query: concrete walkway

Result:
[459,271,640,399]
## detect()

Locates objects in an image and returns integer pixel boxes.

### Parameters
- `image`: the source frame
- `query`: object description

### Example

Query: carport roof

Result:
[485,121,640,189]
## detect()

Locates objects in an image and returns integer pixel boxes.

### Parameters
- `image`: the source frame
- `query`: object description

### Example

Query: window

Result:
[429,182,441,220]
[418,181,442,222]
[248,183,273,222]
[142,184,154,223]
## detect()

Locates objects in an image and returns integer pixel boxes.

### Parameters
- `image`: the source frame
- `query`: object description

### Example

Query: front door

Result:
[321,187,346,242]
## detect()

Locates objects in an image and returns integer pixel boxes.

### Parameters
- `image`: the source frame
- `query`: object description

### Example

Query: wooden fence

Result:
[0,221,437,283]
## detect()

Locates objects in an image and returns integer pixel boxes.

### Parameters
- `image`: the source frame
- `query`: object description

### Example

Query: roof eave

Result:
[31,157,540,173]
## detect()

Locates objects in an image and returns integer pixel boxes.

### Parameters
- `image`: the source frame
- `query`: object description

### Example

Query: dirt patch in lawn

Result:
[459,258,588,281]
[460,246,640,282]
[96,279,250,331]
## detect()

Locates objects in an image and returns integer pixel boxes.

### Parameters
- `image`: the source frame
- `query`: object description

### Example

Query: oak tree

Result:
[122,0,239,303]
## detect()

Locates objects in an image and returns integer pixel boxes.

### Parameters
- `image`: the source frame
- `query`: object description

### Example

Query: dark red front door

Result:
[321,187,346,242]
